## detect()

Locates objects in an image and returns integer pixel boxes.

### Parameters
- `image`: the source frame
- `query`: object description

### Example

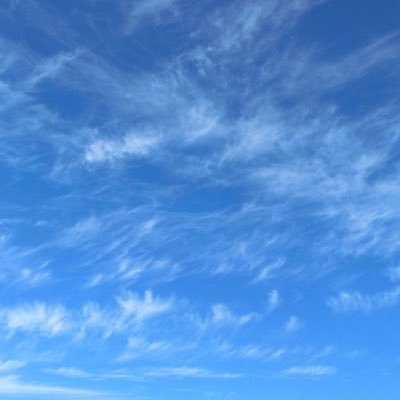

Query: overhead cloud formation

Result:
[328,287,400,313]
[85,134,160,163]
[283,365,337,377]
[0,375,102,397]
[0,0,399,399]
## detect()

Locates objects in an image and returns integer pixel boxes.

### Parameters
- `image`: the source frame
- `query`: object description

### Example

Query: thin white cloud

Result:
[117,290,173,322]
[0,360,26,372]
[85,133,160,163]
[0,303,69,337]
[284,316,303,333]
[47,367,93,378]
[328,287,400,313]
[26,50,80,89]
[124,0,177,34]
[61,216,100,246]
[210,303,256,326]
[267,289,281,312]
[0,290,173,340]
[254,259,285,282]
[79,290,174,339]
[388,267,400,282]
[283,365,336,377]
[117,336,170,361]
[0,375,102,397]
[17,266,50,287]
[190,303,258,332]
[144,366,241,379]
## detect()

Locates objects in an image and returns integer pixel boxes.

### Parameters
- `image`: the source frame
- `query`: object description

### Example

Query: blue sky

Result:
[0,0,399,399]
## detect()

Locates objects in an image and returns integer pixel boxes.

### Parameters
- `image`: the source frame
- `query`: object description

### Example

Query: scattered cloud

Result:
[85,133,160,163]
[388,267,400,282]
[117,290,174,322]
[124,0,177,34]
[210,304,256,326]
[266,290,281,312]
[47,367,92,378]
[254,259,285,283]
[283,365,336,377]
[284,316,303,334]
[0,0,399,397]
[191,303,258,332]
[0,375,103,397]
[0,291,174,340]
[328,287,400,313]
[0,360,26,372]
[144,366,241,379]
[117,336,170,361]
[0,303,69,337]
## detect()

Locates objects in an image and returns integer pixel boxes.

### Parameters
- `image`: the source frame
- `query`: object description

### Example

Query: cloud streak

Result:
[328,287,400,313]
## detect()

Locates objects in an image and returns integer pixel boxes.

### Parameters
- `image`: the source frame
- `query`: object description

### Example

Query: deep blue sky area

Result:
[0,1,399,399]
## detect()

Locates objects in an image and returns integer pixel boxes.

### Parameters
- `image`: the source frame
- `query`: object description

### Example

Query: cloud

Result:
[388,267,400,282]
[328,287,400,313]
[144,366,241,379]
[0,303,69,337]
[211,304,255,326]
[266,289,281,312]
[216,342,273,360]
[0,375,102,397]
[17,266,50,287]
[283,365,336,377]
[85,133,160,163]
[124,0,177,34]
[79,290,174,339]
[254,259,285,282]
[61,217,101,246]
[0,360,26,372]
[117,336,170,361]
[210,303,257,327]
[284,316,303,333]
[117,290,173,322]
[190,303,258,332]
[47,367,92,378]
[201,0,325,55]
[0,290,173,340]
[0,1,400,395]
[26,50,80,89]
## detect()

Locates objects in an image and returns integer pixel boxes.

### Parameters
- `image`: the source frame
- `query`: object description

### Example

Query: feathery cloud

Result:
[328,287,400,313]
[283,365,336,377]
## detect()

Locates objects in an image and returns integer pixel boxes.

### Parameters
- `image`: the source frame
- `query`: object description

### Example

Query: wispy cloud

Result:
[0,360,26,372]
[0,290,173,340]
[47,367,93,378]
[117,336,170,361]
[284,316,303,333]
[0,375,103,397]
[328,287,400,313]
[0,303,69,337]
[388,267,400,282]
[1,0,399,396]
[123,0,177,34]
[17,266,50,287]
[85,133,160,163]
[282,365,336,377]
[254,259,285,282]
[192,303,258,332]
[210,304,256,326]
[266,289,281,312]
[79,290,174,339]
[117,290,173,322]
[143,366,241,379]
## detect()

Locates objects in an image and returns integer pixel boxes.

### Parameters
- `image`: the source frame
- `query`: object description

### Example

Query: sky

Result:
[0,0,399,399]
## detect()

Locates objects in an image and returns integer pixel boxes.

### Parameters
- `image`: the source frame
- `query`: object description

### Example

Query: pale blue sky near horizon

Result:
[0,0,400,399]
